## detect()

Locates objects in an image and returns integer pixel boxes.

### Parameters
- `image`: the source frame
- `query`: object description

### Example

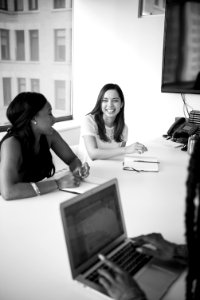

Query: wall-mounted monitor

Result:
[161,0,200,94]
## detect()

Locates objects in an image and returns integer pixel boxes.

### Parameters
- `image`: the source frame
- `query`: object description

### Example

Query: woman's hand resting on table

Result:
[55,163,90,189]
[98,256,147,300]
[125,142,148,155]
[56,171,81,189]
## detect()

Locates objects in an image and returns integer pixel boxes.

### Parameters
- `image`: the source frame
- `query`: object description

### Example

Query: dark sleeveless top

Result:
[0,132,55,183]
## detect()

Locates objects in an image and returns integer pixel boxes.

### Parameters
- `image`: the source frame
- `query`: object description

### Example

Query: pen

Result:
[133,160,160,164]
[98,254,106,261]
[61,190,80,195]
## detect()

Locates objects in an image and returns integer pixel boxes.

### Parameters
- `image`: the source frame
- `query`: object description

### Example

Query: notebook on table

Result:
[60,178,185,300]
[59,176,106,194]
[123,155,159,172]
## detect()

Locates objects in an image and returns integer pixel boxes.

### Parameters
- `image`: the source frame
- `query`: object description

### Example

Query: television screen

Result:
[161,0,200,94]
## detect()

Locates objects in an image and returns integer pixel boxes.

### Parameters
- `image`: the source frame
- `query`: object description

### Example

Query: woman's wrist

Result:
[55,179,59,190]
[173,244,188,260]
[30,182,41,196]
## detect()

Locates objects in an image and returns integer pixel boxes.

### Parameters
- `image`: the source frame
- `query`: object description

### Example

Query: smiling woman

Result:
[0,92,89,200]
[79,83,148,161]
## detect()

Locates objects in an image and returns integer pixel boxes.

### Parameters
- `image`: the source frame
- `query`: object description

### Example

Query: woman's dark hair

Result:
[1,92,55,179]
[185,137,200,300]
[88,83,125,142]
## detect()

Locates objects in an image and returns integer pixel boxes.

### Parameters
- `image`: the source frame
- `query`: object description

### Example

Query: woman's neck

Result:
[33,133,41,154]
[103,116,115,128]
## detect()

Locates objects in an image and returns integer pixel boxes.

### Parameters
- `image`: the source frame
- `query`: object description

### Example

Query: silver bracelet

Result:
[30,182,41,196]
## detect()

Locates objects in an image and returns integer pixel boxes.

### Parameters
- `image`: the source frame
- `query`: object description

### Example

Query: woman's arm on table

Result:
[0,137,61,200]
[50,129,89,178]
[83,135,147,161]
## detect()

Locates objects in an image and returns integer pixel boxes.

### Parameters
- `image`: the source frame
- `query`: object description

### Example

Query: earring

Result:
[32,120,37,125]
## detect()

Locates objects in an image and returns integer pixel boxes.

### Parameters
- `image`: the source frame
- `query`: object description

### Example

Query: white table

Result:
[0,138,189,300]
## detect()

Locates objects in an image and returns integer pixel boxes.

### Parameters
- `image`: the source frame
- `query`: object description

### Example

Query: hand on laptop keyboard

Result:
[132,233,176,261]
[97,255,147,300]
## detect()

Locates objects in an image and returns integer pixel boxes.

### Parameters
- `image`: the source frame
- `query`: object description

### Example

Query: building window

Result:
[3,77,11,106]
[0,29,10,60]
[31,78,40,92]
[17,78,26,93]
[55,80,66,110]
[54,29,66,61]
[28,0,38,10]
[54,0,65,9]
[16,30,25,60]
[0,0,8,10]
[0,3,73,129]
[14,0,24,11]
[29,30,39,61]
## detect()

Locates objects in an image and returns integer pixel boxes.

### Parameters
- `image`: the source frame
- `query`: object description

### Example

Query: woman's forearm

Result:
[88,147,126,160]
[2,180,58,200]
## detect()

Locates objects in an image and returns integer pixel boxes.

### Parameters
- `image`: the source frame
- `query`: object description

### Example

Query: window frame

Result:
[0,1,73,132]
[29,29,39,61]
[14,0,24,11]
[28,0,38,11]
[0,0,8,10]
[16,30,25,60]
[0,29,10,60]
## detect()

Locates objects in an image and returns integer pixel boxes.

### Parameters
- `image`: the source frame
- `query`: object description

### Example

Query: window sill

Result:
[53,119,80,132]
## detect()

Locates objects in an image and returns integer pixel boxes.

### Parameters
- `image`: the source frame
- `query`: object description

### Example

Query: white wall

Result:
[73,0,200,142]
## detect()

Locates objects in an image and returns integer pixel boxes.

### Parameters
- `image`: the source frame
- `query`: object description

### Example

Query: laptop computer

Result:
[60,178,185,300]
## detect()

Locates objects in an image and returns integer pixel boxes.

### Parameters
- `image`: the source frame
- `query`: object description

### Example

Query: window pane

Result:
[17,78,26,93]
[3,77,11,106]
[16,30,25,60]
[31,78,40,92]
[54,29,66,61]
[14,0,24,11]
[28,0,38,10]
[0,29,10,60]
[0,0,8,10]
[54,0,65,9]
[55,80,66,110]
[29,30,39,61]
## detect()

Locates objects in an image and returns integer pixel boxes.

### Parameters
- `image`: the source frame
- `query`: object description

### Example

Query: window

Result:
[0,0,7,10]
[54,0,65,9]
[16,30,25,60]
[28,0,38,10]
[0,29,10,60]
[14,0,24,11]
[54,29,66,61]
[17,78,26,93]
[55,80,66,110]
[31,78,40,92]
[3,78,11,106]
[0,3,72,129]
[29,30,39,61]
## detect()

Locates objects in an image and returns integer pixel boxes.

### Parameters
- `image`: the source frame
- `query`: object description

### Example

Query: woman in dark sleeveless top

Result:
[0,92,89,200]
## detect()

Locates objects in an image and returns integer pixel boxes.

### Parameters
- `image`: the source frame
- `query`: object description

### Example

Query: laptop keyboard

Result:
[86,242,152,284]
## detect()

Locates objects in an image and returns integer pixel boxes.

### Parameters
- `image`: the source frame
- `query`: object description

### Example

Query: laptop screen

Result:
[61,182,125,270]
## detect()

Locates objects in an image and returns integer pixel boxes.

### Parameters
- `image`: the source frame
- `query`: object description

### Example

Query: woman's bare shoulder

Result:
[1,136,21,154]
[46,128,60,146]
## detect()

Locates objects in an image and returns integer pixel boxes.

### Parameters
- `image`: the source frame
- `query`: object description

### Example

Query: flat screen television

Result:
[161,0,200,94]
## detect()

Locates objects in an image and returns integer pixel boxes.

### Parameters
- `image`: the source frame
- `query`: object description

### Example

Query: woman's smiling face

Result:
[101,89,123,119]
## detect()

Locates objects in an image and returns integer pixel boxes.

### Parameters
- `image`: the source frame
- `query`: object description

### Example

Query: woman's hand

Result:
[73,162,90,179]
[125,143,148,155]
[98,256,147,300]
[56,171,81,189]
[132,233,175,261]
